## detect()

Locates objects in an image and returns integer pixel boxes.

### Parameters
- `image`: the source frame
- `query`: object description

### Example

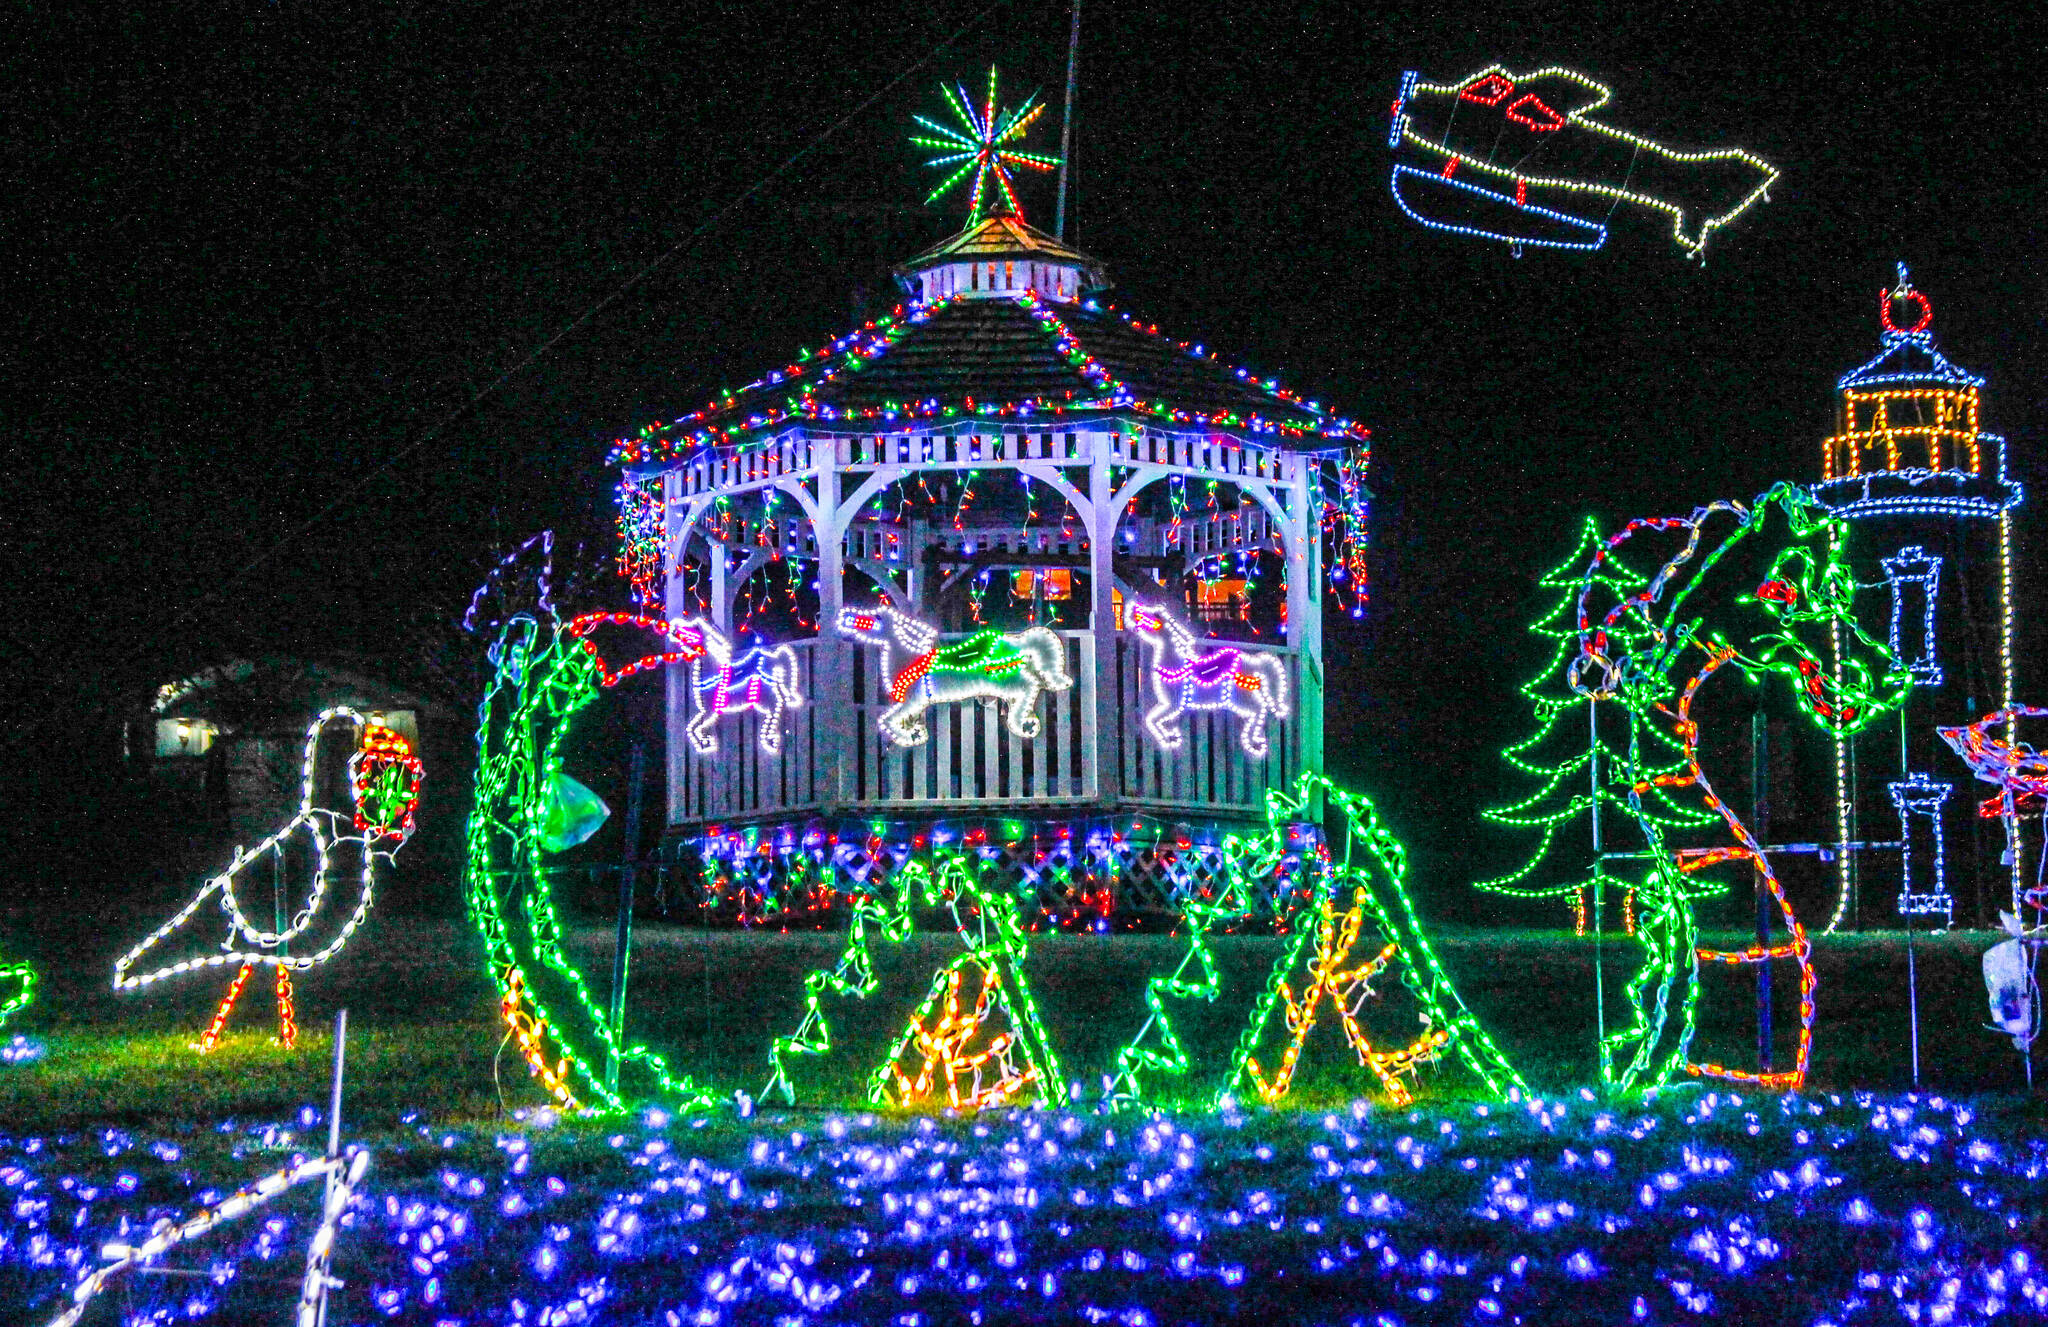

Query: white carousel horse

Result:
[674,616,806,757]
[113,707,422,1051]
[836,604,1073,747]
[1128,602,1291,759]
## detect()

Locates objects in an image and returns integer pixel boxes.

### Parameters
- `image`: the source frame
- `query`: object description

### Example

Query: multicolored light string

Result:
[1389,65,1778,260]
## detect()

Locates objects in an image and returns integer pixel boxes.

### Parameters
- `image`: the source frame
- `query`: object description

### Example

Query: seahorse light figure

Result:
[1564,483,1910,1092]
[836,604,1072,747]
[1128,602,1291,758]
[114,708,422,1051]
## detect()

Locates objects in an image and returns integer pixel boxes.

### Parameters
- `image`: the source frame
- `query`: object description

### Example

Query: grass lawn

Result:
[0,912,2031,1134]
[2,913,2043,1325]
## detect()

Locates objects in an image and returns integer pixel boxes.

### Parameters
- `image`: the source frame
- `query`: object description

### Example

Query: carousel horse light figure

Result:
[835,604,1072,747]
[1566,482,1911,1094]
[1128,602,1291,759]
[114,708,422,1051]
[674,616,806,756]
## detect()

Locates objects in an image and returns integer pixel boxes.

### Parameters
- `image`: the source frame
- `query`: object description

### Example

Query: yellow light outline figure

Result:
[1392,64,1778,261]
[1240,886,1450,1107]
[876,958,1038,1112]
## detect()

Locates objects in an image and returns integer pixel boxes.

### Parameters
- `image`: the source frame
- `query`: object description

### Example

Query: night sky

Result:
[12,0,2044,899]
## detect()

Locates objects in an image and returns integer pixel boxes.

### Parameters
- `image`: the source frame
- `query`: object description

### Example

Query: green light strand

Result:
[465,613,719,1115]
[0,954,34,1036]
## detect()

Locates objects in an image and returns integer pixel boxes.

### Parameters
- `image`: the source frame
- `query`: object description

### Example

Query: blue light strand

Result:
[3,1092,2046,1324]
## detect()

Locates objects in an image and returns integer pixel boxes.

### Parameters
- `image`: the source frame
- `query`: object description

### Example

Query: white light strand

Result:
[113,708,419,993]
[47,1150,367,1327]
[1128,602,1292,759]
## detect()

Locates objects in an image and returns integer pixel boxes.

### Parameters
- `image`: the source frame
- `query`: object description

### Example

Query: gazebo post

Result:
[817,437,849,813]
[663,472,690,828]
[1088,426,1119,808]
[1287,455,1325,789]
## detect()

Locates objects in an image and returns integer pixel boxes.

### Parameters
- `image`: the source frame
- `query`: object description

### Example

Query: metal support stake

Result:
[1588,700,1606,1080]
[1055,0,1082,242]
[315,1008,348,1327]
[607,743,647,1091]
[607,742,647,1094]
[1752,710,1772,1074]
[1899,705,1921,1086]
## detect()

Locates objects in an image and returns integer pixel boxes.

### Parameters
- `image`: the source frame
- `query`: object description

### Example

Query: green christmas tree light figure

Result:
[1475,519,1714,910]
[0,953,35,1038]
[913,66,1060,223]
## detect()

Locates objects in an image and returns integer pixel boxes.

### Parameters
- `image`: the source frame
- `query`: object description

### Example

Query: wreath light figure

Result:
[1565,482,1911,1094]
[112,709,423,1052]
[835,604,1073,747]
[1128,602,1291,759]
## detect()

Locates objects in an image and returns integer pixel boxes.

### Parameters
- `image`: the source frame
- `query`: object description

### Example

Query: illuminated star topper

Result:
[913,66,1060,224]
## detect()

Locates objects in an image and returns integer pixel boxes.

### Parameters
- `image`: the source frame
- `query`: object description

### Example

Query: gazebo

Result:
[611,162,1369,923]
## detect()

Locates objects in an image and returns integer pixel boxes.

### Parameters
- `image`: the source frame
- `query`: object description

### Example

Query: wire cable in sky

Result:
[168,0,1013,635]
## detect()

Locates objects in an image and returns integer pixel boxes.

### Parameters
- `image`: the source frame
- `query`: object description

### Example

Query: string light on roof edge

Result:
[913,66,1061,225]
[112,709,423,1053]
[1389,64,1778,260]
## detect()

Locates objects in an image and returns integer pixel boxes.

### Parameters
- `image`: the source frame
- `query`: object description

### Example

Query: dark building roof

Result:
[1837,330,1985,392]
[613,291,1367,467]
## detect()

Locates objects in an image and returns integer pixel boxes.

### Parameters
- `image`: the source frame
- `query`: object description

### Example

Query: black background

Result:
[10,0,2043,910]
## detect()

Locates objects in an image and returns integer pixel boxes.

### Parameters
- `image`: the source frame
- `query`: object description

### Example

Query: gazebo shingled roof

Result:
[611,220,1366,467]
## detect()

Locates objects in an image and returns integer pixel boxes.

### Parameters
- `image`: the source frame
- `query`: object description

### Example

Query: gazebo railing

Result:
[1114,637,1299,813]
[846,631,1095,807]
[668,631,1300,823]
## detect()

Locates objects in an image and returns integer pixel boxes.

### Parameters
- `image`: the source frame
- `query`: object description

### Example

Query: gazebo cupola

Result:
[607,69,1372,917]
[896,213,1107,304]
